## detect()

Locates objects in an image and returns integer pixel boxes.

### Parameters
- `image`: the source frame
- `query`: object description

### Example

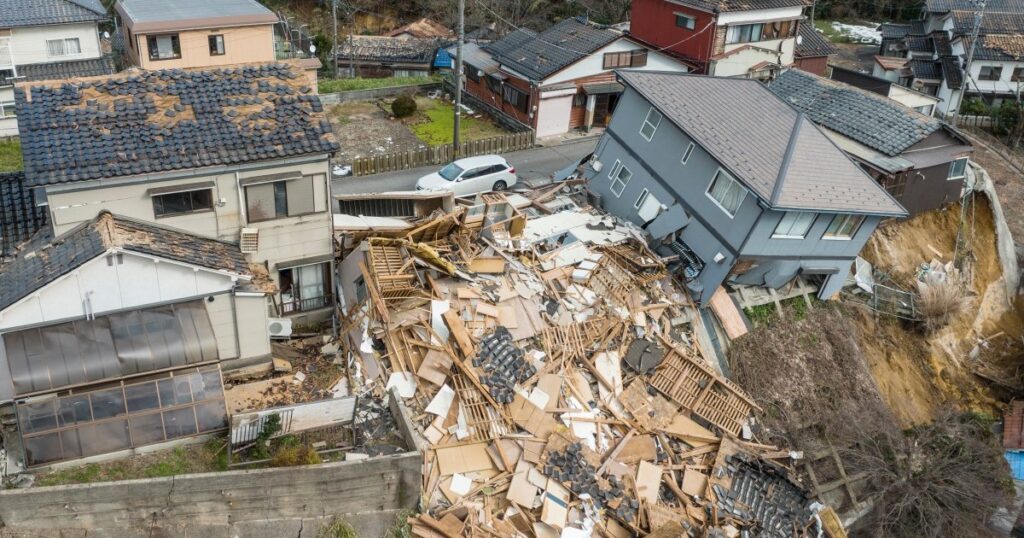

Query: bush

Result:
[391,94,417,118]
[959,98,990,116]
[916,272,970,332]
[270,444,322,467]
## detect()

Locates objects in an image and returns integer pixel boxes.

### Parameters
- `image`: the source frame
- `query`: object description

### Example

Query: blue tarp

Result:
[1005,451,1024,480]
[434,49,453,68]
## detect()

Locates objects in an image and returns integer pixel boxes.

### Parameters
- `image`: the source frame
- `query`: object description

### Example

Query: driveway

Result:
[331,137,599,196]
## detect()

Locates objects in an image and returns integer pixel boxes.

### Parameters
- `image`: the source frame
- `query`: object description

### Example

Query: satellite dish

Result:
[310,44,317,53]
[103,31,110,39]
[796,35,803,45]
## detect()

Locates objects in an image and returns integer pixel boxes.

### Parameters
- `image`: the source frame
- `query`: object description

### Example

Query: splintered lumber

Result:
[649,336,759,436]
[709,287,748,339]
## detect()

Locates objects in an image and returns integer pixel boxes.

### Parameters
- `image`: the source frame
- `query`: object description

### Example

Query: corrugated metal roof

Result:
[617,70,905,216]
[118,0,275,25]
[490,18,620,81]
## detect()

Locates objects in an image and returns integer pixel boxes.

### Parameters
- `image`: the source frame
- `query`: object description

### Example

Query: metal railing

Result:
[281,293,334,314]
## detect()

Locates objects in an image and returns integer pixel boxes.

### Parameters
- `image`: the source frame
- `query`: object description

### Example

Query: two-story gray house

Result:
[586,71,907,304]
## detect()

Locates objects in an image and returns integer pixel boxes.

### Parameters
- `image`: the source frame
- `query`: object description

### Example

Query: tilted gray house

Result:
[585,71,907,304]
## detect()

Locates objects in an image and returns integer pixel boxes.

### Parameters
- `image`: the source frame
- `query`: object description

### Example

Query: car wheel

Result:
[493,181,507,192]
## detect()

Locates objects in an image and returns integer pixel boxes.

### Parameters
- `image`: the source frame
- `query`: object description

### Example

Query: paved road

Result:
[330,138,598,196]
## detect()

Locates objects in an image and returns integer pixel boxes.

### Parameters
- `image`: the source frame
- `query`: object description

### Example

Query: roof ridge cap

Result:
[770,112,804,206]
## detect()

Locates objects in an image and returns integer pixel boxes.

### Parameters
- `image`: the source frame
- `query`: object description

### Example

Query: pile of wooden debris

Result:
[332,186,847,537]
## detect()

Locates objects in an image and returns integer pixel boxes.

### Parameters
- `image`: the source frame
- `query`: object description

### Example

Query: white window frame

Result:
[705,169,746,218]
[0,100,15,119]
[634,188,650,209]
[639,107,662,142]
[771,211,816,239]
[46,38,81,57]
[822,214,865,240]
[681,142,695,165]
[675,13,696,30]
[610,164,633,197]
[948,157,969,180]
[607,159,622,181]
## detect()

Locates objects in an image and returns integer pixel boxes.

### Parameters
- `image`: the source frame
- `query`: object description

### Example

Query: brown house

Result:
[793,25,836,76]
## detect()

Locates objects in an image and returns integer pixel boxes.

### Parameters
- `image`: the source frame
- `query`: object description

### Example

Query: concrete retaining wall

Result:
[320,82,440,104]
[0,453,420,537]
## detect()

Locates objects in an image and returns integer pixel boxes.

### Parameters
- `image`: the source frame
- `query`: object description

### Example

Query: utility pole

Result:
[809,0,816,29]
[453,0,465,156]
[952,0,985,127]
[331,0,339,78]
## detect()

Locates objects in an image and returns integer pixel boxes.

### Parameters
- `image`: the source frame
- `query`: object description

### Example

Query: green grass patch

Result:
[743,296,821,328]
[0,138,23,172]
[409,98,508,145]
[36,438,228,486]
[813,20,853,43]
[318,76,440,94]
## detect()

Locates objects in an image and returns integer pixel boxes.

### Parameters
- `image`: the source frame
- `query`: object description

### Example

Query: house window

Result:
[607,159,622,180]
[502,85,529,113]
[153,188,214,218]
[948,157,969,180]
[279,262,332,314]
[706,169,745,217]
[726,23,763,44]
[245,175,321,222]
[634,188,650,209]
[0,100,14,118]
[147,34,182,61]
[1013,67,1024,82]
[979,66,1003,81]
[46,38,81,57]
[464,63,480,82]
[610,164,632,197]
[573,93,586,107]
[486,74,502,93]
[681,142,695,164]
[675,13,696,30]
[639,107,662,141]
[914,104,934,115]
[208,34,225,56]
[772,211,816,239]
[602,49,648,69]
[823,214,864,240]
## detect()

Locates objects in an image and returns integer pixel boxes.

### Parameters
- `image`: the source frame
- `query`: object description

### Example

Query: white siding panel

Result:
[117,255,161,306]
[542,38,689,86]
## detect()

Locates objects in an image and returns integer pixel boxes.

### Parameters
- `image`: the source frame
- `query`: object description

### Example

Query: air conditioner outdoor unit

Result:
[240,227,259,253]
[268,318,293,339]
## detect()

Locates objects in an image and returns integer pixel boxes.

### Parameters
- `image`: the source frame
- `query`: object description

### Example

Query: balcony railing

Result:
[281,292,333,315]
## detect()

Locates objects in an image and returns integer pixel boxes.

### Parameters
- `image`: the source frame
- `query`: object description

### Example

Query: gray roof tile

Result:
[952,10,1024,34]
[491,18,620,81]
[795,25,836,58]
[334,35,445,64]
[16,63,339,187]
[482,28,538,57]
[927,0,1024,12]
[617,70,905,216]
[0,0,106,28]
[0,57,116,87]
[769,69,941,156]
[0,211,250,311]
[0,172,48,258]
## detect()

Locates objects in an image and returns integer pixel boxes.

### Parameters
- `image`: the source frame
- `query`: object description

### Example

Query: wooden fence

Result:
[350,131,535,176]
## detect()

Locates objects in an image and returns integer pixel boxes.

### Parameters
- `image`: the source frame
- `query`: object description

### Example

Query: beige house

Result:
[15,63,339,324]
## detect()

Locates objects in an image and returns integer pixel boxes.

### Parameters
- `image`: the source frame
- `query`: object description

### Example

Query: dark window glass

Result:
[125,382,160,413]
[60,429,84,459]
[58,395,92,426]
[195,400,228,432]
[163,407,198,438]
[24,432,63,465]
[19,400,57,434]
[153,189,213,217]
[675,14,695,30]
[209,34,225,55]
[147,34,181,61]
[90,387,126,420]
[78,420,131,457]
[130,412,167,445]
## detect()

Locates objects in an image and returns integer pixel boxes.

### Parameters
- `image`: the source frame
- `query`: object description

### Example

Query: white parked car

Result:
[415,155,517,197]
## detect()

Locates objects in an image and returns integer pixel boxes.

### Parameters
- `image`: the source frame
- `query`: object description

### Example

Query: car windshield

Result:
[438,163,464,181]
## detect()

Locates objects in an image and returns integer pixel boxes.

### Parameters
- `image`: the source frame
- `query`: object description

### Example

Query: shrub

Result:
[270,444,322,467]
[391,94,417,118]
[959,98,990,116]
[318,518,357,538]
[916,272,969,332]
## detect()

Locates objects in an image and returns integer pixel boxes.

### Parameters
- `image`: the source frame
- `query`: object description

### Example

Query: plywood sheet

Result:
[709,286,748,339]
[435,442,495,475]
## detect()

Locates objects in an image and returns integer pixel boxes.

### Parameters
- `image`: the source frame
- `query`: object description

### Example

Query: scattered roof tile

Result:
[769,69,942,157]
[795,25,837,58]
[386,18,452,39]
[0,0,106,28]
[932,31,953,56]
[962,34,1024,61]
[0,212,250,311]
[490,18,621,81]
[951,10,1024,34]
[878,23,915,39]
[0,172,48,258]
[616,70,905,216]
[15,63,338,187]
[334,35,443,64]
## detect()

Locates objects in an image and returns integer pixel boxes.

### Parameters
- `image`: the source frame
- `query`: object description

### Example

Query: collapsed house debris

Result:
[332,186,845,537]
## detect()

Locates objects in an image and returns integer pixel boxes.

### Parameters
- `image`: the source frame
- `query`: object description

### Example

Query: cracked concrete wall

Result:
[0,453,420,537]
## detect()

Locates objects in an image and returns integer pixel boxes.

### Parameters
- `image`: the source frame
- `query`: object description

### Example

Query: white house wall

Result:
[206,293,240,360]
[716,6,804,25]
[0,251,239,331]
[542,39,689,86]
[10,23,103,67]
[712,46,784,76]
[536,94,573,137]
[966,60,1024,95]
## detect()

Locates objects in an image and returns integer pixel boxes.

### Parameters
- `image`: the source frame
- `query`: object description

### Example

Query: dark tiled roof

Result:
[0,172,48,258]
[962,34,1024,60]
[908,58,941,79]
[482,28,538,56]
[927,0,1024,12]
[952,10,1024,34]
[795,25,837,58]
[932,32,953,56]
[905,35,934,53]
[491,18,620,81]
[617,71,905,216]
[769,69,942,156]
[878,23,914,39]
[941,56,964,89]
[668,0,810,12]
[334,36,443,64]
[0,57,116,87]
[0,212,250,311]
[0,0,106,28]
[16,64,338,188]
